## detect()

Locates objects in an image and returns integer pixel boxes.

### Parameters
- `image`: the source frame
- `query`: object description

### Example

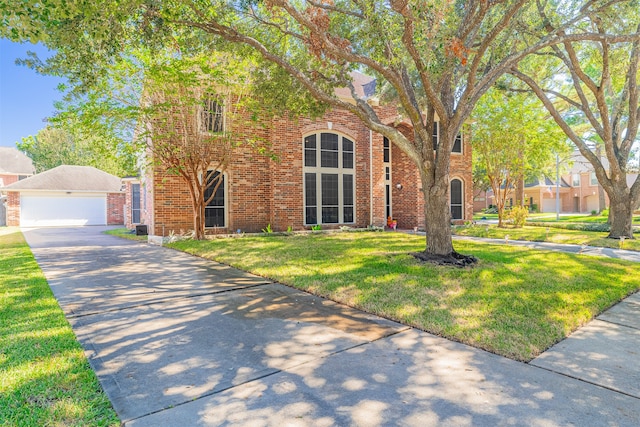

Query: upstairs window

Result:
[203,97,224,133]
[572,174,581,187]
[432,122,462,153]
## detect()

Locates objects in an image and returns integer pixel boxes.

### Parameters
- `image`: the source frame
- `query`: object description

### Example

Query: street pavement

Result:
[21,226,640,426]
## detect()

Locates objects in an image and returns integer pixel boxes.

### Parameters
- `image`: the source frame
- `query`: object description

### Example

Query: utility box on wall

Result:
[135,224,148,236]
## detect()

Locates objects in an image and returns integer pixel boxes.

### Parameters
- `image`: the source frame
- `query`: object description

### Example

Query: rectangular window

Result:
[432,122,439,149]
[385,184,391,219]
[321,133,339,168]
[590,172,598,186]
[131,183,141,224]
[203,97,224,133]
[572,174,580,187]
[385,166,390,181]
[383,137,390,163]
[304,132,356,225]
[342,138,354,169]
[204,171,225,227]
[304,134,317,167]
[452,132,462,153]
[321,173,339,223]
[343,174,354,223]
[305,173,317,224]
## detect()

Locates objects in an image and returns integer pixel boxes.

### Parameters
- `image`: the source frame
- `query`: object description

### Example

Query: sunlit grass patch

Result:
[0,229,119,426]
[170,231,639,361]
[455,224,640,251]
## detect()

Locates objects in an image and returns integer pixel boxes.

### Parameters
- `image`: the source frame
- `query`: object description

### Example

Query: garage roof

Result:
[3,165,122,192]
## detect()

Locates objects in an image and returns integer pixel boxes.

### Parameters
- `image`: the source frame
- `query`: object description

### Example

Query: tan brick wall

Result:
[0,174,19,187]
[107,193,125,225]
[5,191,19,226]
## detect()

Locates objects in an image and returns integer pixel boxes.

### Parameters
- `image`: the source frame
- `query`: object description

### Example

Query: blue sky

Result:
[0,39,66,148]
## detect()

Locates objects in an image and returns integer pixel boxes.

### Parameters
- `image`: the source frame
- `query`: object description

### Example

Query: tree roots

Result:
[412,251,478,267]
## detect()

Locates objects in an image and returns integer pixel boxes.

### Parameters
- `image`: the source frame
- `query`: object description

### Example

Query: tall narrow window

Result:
[204,171,225,227]
[432,122,439,149]
[450,179,463,220]
[383,137,391,219]
[452,132,462,153]
[131,183,141,224]
[203,97,224,133]
[303,132,355,225]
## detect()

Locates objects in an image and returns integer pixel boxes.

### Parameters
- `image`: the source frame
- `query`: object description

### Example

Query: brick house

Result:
[1,147,35,226]
[125,74,473,235]
[3,165,125,227]
[473,150,631,214]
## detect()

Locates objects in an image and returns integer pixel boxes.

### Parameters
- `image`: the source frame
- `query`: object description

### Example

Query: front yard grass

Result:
[104,227,148,241]
[0,228,119,426]
[454,224,640,251]
[169,232,639,362]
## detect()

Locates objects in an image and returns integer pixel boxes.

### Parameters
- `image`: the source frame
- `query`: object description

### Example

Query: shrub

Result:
[601,208,609,217]
[507,205,529,228]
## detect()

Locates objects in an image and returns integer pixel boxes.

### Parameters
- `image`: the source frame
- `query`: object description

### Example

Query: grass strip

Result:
[0,228,119,427]
[168,232,639,362]
[454,224,640,251]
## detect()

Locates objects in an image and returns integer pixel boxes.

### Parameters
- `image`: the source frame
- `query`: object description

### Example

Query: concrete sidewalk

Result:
[23,226,640,426]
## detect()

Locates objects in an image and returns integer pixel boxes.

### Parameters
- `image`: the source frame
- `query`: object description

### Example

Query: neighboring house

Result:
[0,147,35,188]
[473,150,637,214]
[125,73,474,235]
[3,165,125,227]
[0,147,35,226]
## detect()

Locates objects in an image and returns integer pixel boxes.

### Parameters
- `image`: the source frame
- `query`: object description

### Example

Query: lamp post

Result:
[556,153,560,221]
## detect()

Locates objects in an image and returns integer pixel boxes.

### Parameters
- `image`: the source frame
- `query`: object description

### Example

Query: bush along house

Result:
[123,73,473,236]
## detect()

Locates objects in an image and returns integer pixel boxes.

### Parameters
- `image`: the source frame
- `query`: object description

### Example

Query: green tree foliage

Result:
[17,125,136,176]
[511,2,640,238]
[472,88,569,226]
[3,1,638,261]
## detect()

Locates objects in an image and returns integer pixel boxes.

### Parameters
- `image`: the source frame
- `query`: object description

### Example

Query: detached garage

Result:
[3,165,125,227]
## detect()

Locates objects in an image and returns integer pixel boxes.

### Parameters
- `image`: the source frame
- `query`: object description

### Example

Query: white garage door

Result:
[21,194,107,226]
[542,197,557,213]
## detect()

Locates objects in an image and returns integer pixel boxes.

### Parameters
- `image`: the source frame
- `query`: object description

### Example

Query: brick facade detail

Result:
[107,193,125,225]
[142,107,474,236]
[5,191,20,226]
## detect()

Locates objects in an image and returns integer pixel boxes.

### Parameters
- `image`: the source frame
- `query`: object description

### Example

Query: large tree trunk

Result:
[608,194,634,239]
[414,171,477,266]
[423,185,454,255]
[516,176,525,207]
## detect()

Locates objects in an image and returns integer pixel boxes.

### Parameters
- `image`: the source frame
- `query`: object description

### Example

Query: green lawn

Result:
[169,232,639,361]
[104,227,148,241]
[0,228,119,427]
[455,224,640,251]
[473,212,640,224]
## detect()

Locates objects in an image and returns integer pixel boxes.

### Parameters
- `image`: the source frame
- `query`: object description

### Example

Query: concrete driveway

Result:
[23,226,640,426]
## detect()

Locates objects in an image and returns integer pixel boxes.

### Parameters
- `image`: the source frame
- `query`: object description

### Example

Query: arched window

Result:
[204,171,226,227]
[303,132,355,225]
[450,178,464,220]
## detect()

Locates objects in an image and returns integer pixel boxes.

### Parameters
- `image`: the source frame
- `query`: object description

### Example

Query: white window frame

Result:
[590,172,598,186]
[303,131,356,225]
[572,173,581,187]
[202,96,225,133]
[432,121,463,154]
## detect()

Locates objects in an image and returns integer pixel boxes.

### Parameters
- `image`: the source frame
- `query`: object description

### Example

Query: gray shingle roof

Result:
[3,165,122,192]
[0,147,35,175]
